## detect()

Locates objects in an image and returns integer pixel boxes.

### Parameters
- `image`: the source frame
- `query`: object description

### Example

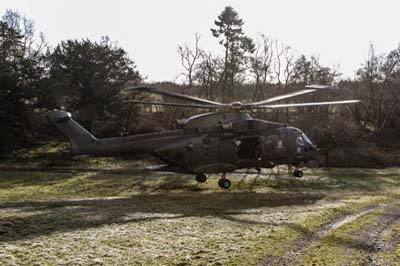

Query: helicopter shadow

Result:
[0,190,325,243]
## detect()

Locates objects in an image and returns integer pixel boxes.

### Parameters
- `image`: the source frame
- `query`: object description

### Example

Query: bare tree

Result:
[270,40,293,121]
[355,44,400,133]
[177,32,202,88]
[356,45,386,133]
[195,52,223,100]
[273,40,291,89]
[3,10,47,61]
[249,34,273,101]
[382,45,400,129]
[283,48,295,88]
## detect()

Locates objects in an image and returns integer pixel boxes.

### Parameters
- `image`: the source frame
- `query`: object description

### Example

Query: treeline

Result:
[0,10,142,154]
[1,7,400,166]
[167,6,400,166]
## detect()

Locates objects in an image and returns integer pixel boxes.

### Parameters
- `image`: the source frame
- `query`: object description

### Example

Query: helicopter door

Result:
[237,137,261,159]
[263,134,285,159]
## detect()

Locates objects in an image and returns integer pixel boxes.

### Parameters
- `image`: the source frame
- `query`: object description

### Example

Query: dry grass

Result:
[1,143,400,265]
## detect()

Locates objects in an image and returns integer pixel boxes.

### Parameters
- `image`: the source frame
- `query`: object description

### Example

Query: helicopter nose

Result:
[307,144,318,160]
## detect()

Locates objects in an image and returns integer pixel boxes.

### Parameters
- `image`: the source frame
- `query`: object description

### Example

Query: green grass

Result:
[1,141,149,170]
[1,142,400,265]
[302,208,384,265]
[386,221,400,265]
[1,167,399,202]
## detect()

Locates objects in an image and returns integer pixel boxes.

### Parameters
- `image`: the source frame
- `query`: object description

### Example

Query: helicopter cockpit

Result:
[289,127,317,162]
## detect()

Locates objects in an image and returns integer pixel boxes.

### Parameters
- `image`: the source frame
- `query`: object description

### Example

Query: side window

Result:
[296,134,304,146]
[266,135,284,150]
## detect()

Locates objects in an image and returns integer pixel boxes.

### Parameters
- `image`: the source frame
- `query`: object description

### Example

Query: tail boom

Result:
[46,110,184,156]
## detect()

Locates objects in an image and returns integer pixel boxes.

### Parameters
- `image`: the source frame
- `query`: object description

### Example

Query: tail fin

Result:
[46,110,97,155]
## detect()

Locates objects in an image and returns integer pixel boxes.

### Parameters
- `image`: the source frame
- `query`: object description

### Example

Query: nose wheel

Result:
[195,173,207,183]
[218,173,231,189]
[293,169,303,178]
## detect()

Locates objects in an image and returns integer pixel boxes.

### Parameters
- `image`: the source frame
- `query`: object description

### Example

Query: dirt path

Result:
[259,201,400,266]
[360,204,400,266]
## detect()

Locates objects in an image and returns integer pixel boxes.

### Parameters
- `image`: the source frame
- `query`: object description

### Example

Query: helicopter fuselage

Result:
[47,111,317,175]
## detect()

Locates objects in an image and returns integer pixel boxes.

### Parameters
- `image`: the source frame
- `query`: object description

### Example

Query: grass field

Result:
[1,143,400,265]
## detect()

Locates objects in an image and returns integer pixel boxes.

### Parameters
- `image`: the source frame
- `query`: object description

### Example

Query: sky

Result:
[1,0,399,82]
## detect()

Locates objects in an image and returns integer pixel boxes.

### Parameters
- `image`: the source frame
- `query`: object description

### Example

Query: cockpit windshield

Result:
[301,133,314,146]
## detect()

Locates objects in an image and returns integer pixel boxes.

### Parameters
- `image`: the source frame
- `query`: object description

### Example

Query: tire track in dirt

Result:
[259,201,398,266]
[360,204,400,266]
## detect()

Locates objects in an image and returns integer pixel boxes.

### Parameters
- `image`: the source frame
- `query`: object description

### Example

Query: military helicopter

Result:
[46,85,359,189]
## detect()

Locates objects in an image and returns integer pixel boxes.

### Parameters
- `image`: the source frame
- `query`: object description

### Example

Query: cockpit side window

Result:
[302,133,313,146]
[296,134,304,146]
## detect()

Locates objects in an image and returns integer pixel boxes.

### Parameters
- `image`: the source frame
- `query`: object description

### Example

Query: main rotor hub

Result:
[230,101,243,108]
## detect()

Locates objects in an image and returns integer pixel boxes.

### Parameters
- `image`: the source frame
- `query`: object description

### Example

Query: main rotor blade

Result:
[127,86,226,107]
[246,89,316,107]
[259,99,361,109]
[124,100,221,109]
[305,84,337,89]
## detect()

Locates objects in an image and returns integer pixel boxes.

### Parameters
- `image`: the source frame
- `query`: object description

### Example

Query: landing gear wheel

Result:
[293,169,303,178]
[195,173,207,183]
[255,167,261,174]
[218,178,231,189]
